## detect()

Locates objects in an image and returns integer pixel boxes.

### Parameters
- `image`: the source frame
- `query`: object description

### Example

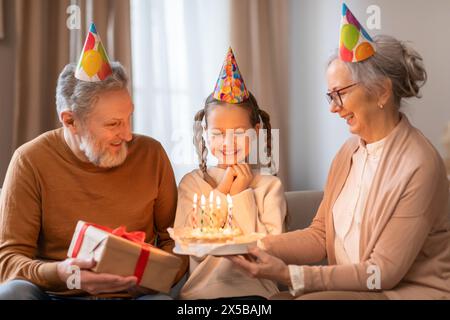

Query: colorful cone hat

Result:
[213,47,249,104]
[75,23,113,82]
[339,3,376,63]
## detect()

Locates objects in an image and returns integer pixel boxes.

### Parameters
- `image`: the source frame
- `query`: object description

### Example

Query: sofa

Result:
[0,187,449,296]
[284,190,450,231]
[0,187,448,230]
[0,187,448,229]
[285,190,324,231]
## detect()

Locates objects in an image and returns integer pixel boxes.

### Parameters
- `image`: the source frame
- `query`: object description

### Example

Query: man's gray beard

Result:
[79,133,128,168]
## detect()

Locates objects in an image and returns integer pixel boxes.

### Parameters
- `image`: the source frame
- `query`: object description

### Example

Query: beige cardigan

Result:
[174,167,286,299]
[263,115,450,299]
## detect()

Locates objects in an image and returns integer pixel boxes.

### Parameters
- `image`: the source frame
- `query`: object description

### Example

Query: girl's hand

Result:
[216,166,237,194]
[226,247,292,287]
[229,164,253,195]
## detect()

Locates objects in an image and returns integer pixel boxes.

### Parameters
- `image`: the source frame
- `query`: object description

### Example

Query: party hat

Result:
[213,47,249,103]
[75,23,113,82]
[339,3,376,63]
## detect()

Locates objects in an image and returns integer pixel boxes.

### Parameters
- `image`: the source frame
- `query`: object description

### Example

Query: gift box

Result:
[67,221,182,293]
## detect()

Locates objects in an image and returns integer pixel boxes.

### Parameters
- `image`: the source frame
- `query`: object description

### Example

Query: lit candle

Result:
[200,194,206,230]
[191,193,198,227]
[209,191,214,227]
[216,196,221,209]
[226,194,233,228]
[216,196,221,228]
[209,191,214,210]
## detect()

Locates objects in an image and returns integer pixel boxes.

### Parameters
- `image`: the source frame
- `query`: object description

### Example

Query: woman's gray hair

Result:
[55,61,128,122]
[328,34,427,107]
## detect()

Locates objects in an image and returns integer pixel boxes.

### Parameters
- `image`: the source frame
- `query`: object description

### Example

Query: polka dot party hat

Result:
[75,23,113,82]
[339,3,376,63]
[213,47,249,104]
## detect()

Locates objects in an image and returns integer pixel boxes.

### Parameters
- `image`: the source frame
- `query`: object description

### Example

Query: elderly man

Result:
[0,57,188,299]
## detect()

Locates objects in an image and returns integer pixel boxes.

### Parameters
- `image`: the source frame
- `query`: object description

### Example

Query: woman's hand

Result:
[216,166,237,194]
[229,164,253,195]
[226,247,291,287]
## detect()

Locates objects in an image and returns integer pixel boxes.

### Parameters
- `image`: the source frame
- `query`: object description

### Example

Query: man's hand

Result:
[226,247,291,287]
[229,164,253,195]
[57,258,137,295]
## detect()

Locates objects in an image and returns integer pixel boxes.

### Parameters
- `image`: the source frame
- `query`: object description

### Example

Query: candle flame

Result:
[216,196,221,208]
[193,193,198,209]
[201,194,206,205]
[226,194,233,206]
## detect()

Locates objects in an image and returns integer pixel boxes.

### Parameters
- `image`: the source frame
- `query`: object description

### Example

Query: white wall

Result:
[287,0,450,191]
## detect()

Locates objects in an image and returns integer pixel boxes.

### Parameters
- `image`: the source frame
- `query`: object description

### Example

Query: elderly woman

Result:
[228,34,450,300]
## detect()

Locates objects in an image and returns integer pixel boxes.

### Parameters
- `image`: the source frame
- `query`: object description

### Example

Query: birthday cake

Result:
[168,192,264,257]
[176,192,244,243]
[177,226,242,243]
[168,226,264,258]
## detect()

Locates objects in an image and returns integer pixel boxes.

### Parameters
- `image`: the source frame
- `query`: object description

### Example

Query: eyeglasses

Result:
[326,83,359,107]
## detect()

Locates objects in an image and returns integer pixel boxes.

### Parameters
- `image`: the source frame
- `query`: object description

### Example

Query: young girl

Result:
[174,48,287,300]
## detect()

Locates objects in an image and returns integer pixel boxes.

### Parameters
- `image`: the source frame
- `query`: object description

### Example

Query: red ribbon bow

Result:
[71,222,152,285]
[109,225,147,243]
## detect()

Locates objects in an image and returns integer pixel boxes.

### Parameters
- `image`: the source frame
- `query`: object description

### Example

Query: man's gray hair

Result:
[328,34,427,107]
[55,61,128,121]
